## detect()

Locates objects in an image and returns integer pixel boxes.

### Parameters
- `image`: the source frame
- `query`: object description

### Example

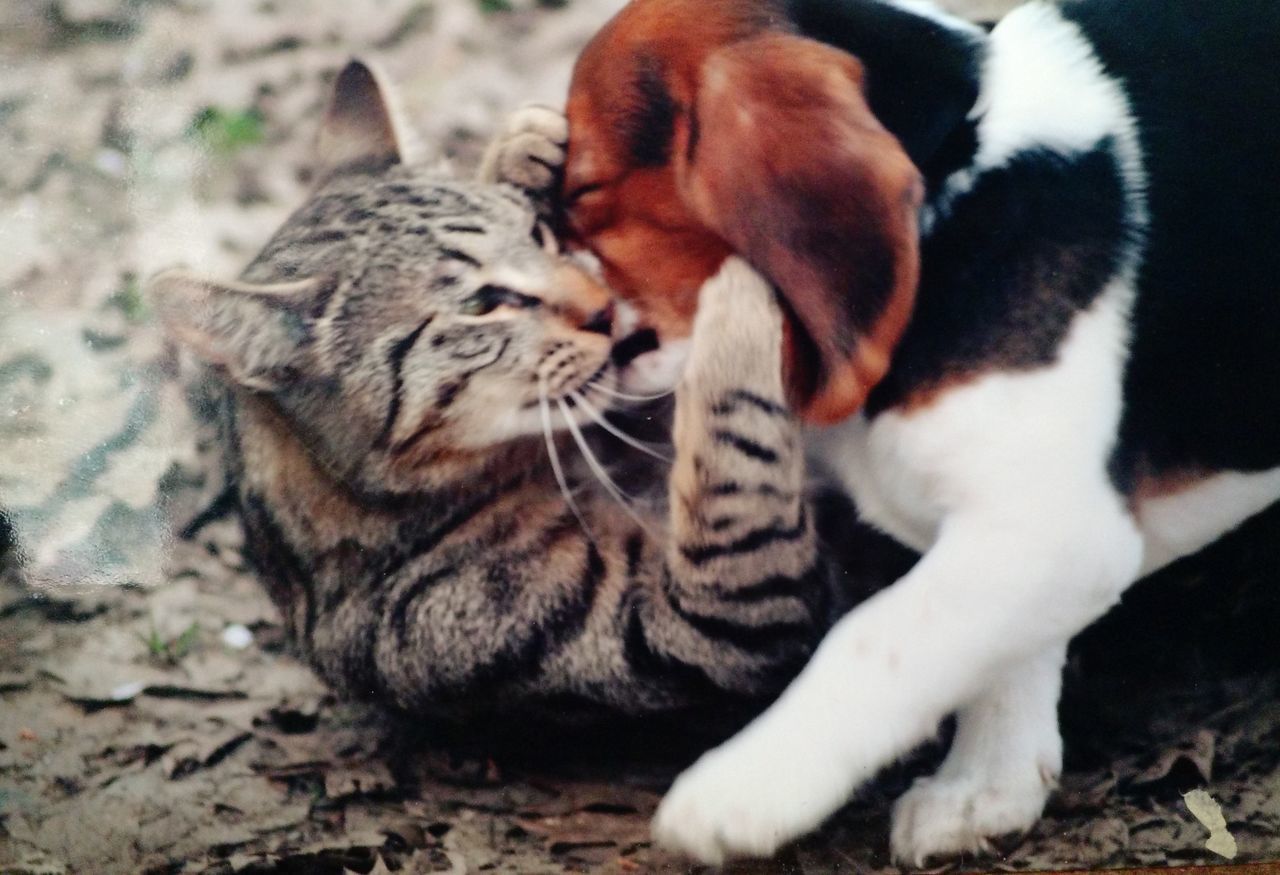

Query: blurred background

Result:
[2,2,1278,873]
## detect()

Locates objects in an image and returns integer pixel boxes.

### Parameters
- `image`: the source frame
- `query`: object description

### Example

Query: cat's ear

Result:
[149,270,326,392]
[314,59,407,181]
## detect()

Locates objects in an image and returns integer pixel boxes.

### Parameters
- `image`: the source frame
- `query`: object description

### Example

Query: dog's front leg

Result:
[890,643,1066,865]
[652,504,1143,865]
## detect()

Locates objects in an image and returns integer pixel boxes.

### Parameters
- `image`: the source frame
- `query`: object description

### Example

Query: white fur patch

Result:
[1137,467,1280,575]
[930,1,1148,241]
[618,338,690,395]
[811,279,1134,550]
[656,287,1145,864]
[611,300,691,395]
[890,644,1065,865]
[975,3,1133,166]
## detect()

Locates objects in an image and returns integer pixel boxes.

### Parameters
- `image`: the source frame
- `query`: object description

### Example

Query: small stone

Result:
[94,148,128,178]
[221,623,253,650]
[110,680,145,701]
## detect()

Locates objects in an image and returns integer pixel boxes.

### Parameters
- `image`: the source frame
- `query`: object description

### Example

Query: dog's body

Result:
[560,0,1280,864]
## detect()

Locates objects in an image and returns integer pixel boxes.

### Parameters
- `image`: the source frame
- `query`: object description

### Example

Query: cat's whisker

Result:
[586,381,674,403]
[581,383,649,410]
[582,381,676,415]
[569,390,672,463]
[557,398,654,534]
[539,381,595,543]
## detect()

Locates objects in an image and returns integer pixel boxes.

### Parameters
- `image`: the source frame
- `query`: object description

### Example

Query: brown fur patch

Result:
[565,0,923,424]
[238,395,398,548]
[1131,468,1213,504]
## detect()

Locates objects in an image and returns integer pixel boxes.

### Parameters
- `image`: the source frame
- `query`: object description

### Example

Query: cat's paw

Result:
[477,104,567,191]
[685,257,784,391]
[651,729,844,864]
[889,765,1056,867]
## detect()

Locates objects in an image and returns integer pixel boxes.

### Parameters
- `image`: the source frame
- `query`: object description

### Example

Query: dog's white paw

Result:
[889,765,1056,867]
[477,104,567,191]
[652,736,844,865]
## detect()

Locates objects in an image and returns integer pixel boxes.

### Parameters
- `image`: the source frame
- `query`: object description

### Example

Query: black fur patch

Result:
[239,494,317,640]
[439,247,481,268]
[610,328,659,367]
[785,0,983,186]
[374,316,434,450]
[1064,0,1280,479]
[622,54,678,168]
[867,143,1131,414]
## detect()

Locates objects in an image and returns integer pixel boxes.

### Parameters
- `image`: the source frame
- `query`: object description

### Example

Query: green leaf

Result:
[188,106,266,156]
[138,620,202,666]
[105,274,149,324]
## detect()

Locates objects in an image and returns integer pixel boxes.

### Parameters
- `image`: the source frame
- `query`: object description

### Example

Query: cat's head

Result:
[152,60,621,492]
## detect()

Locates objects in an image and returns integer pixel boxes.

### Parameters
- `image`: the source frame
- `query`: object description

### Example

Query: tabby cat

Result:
[152,61,851,727]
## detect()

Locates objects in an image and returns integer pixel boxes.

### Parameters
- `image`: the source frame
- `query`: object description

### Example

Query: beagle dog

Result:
[551,0,1280,865]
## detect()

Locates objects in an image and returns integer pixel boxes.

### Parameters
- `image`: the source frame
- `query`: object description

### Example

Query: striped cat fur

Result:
[151,61,865,729]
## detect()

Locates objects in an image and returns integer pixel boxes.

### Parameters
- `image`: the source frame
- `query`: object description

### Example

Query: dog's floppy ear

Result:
[676,34,922,424]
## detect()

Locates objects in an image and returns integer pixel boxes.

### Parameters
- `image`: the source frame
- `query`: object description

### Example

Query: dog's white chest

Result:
[807,414,947,552]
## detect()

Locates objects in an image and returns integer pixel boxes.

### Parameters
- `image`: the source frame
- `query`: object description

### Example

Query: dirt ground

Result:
[2,1,1279,873]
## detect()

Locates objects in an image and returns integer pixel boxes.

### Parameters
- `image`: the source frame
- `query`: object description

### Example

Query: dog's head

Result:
[565,0,922,423]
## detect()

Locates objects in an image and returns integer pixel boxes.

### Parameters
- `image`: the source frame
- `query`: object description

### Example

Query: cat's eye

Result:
[460,284,541,316]
[531,221,558,253]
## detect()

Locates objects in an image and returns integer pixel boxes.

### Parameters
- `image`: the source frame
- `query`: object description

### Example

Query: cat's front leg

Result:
[476,103,567,193]
[666,257,819,615]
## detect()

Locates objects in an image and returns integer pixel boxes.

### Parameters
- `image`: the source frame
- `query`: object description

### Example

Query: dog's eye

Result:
[460,285,541,316]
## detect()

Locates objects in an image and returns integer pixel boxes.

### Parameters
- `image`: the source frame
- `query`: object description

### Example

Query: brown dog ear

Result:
[675,33,923,424]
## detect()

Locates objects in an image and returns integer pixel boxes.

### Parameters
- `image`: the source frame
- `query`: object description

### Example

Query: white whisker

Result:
[539,381,594,543]
[582,383,650,410]
[557,398,654,534]
[569,390,672,463]
[586,381,674,403]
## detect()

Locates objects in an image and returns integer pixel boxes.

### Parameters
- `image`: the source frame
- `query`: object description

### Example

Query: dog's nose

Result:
[611,327,660,366]
[580,303,614,336]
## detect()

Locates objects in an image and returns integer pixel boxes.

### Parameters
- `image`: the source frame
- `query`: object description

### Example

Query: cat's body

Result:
[157,62,854,727]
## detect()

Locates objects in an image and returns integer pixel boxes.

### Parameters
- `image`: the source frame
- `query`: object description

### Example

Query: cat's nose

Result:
[579,303,614,336]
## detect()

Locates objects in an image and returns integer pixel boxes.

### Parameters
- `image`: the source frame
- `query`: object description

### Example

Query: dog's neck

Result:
[784,0,989,191]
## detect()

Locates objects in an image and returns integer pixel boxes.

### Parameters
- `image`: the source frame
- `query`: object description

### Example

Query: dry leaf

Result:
[324,759,397,799]
[516,809,651,854]
[1130,729,1215,791]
